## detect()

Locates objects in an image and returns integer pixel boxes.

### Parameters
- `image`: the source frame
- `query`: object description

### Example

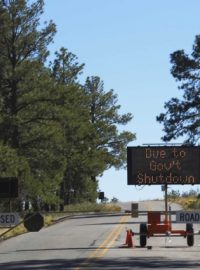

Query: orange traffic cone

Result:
[120,229,134,248]
[127,230,133,248]
[124,230,129,245]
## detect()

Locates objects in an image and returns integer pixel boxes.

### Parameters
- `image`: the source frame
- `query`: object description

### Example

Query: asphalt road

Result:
[0,201,200,270]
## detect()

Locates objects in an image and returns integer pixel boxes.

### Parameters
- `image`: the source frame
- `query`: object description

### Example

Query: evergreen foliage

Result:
[0,0,135,209]
[157,35,200,144]
[84,76,135,170]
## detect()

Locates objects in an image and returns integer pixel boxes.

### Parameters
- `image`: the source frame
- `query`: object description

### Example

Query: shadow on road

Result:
[0,257,200,269]
[2,245,195,253]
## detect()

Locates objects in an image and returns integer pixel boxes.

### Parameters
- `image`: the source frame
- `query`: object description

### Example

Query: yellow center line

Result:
[95,217,129,259]
[89,215,128,258]
[74,214,130,270]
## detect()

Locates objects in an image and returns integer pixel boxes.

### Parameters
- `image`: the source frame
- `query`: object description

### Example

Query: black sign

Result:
[24,213,44,232]
[127,146,200,185]
[98,192,105,200]
[0,177,18,198]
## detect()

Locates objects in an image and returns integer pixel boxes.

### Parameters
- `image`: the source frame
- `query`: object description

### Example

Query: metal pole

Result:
[165,184,168,221]
[9,181,11,212]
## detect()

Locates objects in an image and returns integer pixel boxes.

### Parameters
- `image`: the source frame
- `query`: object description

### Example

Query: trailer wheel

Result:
[186,223,194,247]
[140,223,147,247]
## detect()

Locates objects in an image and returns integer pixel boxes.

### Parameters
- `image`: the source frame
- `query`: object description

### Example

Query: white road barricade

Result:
[0,213,19,227]
[176,211,200,223]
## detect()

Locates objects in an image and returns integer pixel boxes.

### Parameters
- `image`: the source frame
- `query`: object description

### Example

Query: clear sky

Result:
[42,0,200,201]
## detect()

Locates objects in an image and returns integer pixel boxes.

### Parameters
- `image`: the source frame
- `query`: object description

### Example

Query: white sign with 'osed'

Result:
[0,213,19,227]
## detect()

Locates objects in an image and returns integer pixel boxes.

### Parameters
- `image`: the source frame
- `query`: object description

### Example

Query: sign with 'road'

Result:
[176,211,200,223]
[0,213,19,227]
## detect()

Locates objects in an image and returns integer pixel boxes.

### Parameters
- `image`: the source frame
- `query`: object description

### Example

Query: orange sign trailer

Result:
[139,185,194,247]
[139,211,194,247]
[127,146,199,247]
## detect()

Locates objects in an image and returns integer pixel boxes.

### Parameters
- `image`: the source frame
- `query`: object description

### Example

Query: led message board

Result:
[127,146,200,185]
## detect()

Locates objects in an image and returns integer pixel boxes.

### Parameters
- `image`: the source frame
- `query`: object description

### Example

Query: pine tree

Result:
[51,47,85,85]
[0,0,136,207]
[0,0,64,205]
[84,76,135,173]
[51,48,99,203]
[157,35,200,144]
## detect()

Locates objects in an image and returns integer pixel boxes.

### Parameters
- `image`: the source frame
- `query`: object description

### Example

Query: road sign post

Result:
[131,203,138,217]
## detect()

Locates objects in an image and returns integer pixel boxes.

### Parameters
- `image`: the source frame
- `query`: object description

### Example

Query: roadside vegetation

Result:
[0,202,121,240]
[64,201,121,212]
[1,0,199,214]
[0,0,135,211]
[168,189,200,210]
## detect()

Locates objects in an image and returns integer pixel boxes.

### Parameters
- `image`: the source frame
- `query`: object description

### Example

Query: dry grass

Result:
[0,203,121,240]
[169,196,199,210]
[0,222,26,239]
[64,202,121,213]
[0,214,56,240]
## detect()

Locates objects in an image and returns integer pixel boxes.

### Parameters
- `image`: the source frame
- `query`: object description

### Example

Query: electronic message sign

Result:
[127,146,200,185]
